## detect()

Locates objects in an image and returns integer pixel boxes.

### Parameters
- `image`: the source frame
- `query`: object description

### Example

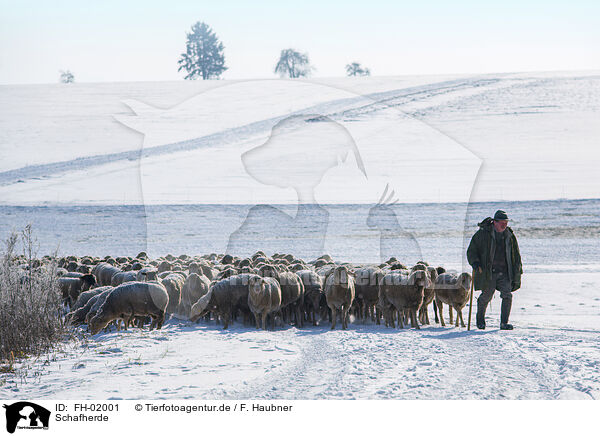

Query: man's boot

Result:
[500,298,513,330]
[476,299,486,330]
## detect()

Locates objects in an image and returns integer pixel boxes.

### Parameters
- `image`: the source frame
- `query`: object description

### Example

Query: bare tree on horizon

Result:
[274,49,313,78]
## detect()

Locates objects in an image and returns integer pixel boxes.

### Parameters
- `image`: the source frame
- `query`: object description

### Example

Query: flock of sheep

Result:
[56,251,473,334]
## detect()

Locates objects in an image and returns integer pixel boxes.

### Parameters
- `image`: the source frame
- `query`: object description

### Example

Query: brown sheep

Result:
[248,276,282,330]
[296,270,324,326]
[434,272,472,327]
[88,282,169,335]
[189,273,259,329]
[354,267,384,323]
[324,265,355,330]
[379,269,430,329]
[259,266,304,327]
[412,265,438,325]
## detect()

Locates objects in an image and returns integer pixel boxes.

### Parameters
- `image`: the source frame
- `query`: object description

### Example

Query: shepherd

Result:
[467,210,523,330]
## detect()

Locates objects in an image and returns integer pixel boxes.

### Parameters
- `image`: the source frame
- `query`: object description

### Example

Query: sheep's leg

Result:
[376,308,381,325]
[254,313,260,329]
[156,312,165,330]
[458,308,465,327]
[296,305,304,327]
[330,306,337,330]
[342,305,349,330]
[449,306,454,325]
[437,300,446,326]
[433,300,439,324]
[261,313,268,330]
[397,308,404,329]
[455,306,460,327]
[411,309,420,329]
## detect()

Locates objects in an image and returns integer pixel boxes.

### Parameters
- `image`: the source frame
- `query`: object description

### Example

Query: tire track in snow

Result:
[0,77,503,187]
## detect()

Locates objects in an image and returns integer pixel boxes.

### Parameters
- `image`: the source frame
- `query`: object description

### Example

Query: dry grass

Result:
[0,225,68,363]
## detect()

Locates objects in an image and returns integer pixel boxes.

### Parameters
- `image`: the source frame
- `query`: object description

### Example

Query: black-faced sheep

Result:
[58,274,96,306]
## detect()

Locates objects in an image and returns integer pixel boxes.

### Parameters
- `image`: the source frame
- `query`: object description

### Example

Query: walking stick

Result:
[467,269,474,331]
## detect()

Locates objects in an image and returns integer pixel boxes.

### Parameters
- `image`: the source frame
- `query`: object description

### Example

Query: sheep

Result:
[88,282,169,335]
[411,264,438,325]
[110,270,138,287]
[67,286,113,326]
[136,267,158,282]
[296,270,324,325]
[157,260,172,273]
[354,266,384,323]
[92,262,122,286]
[84,287,117,325]
[259,266,304,326]
[70,286,108,311]
[161,273,185,315]
[248,276,282,330]
[379,269,430,329]
[324,265,355,330]
[178,273,211,319]
[58,274,96,306]
[189,273,259,329]
[434,272,472,327]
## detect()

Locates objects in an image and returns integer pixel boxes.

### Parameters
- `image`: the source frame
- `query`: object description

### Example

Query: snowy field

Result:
[1,72,599,400]
[2,272,599,400]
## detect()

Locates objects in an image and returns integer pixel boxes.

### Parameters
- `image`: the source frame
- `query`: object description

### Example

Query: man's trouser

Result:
[477,271,512,324]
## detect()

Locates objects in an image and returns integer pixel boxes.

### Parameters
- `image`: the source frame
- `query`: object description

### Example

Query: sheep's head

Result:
[333,266,351,286]
[408,270,429,288]
[458,272,472,291]
[258,264,279,280]
[81,274,96,291]
[248,276,266,295]
[88,313,110,335]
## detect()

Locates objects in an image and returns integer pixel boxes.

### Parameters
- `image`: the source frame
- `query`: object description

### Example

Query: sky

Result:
[0,0,599,84]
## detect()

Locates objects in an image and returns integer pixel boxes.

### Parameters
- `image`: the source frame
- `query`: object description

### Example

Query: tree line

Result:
[178,21,371,80]
[60,21,371,83]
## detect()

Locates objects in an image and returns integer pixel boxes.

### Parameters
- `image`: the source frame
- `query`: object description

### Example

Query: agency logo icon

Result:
[3,402,50,434]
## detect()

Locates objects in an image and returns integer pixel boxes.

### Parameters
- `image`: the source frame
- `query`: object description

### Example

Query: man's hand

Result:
[478,267,483,274]
[472,261,483,274]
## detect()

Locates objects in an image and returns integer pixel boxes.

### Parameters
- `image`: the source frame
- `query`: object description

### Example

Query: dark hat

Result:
[493,210,509,221]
